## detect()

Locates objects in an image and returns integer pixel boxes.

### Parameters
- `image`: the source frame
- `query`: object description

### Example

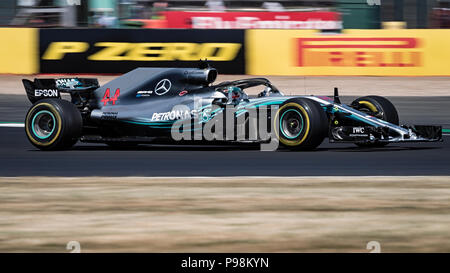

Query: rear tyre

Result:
[275,98,328,150]
[351,95,399,147]
[25,99,82,150]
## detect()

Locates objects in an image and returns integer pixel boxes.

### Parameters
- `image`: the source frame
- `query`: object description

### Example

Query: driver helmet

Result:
[227,86,242,99]
[227,86,241,93]
[226,86,243,105]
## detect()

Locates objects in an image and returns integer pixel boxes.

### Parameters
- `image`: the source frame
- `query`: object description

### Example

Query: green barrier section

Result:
[337,0,381,29]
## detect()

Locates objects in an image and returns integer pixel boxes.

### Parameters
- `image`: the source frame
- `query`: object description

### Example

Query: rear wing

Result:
[23,78,99,104]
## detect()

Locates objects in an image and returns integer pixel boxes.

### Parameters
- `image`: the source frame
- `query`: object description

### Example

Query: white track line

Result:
[0,123,449,136]
[0,123,24,128]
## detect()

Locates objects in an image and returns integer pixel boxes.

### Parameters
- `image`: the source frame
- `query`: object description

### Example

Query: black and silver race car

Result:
[22,63,442,151]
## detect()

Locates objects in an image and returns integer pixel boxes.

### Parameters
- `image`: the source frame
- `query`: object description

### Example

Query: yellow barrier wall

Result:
[0,28,38,74]
[247,29,450,76]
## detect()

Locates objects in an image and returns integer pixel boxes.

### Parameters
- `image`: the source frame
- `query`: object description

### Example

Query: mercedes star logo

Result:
[154,79,171,95]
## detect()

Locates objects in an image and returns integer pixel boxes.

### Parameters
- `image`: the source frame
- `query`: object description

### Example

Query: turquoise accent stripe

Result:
[31,110,55,139]
[123,120,172,126]
[348,114,379,127]
[145,122,175,125]
[123,99,286,125]
[149,126,173,129]
[235,100,284,117]
[280,109,303,139]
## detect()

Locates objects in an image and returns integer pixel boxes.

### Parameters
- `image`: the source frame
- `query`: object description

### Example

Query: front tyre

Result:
[25,99,82,150]
[351,95,399,147]
[351,95,399,125]
[275,98,328,150]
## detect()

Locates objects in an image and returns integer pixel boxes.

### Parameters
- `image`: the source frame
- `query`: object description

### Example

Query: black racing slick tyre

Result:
[351,95,399,125]
[275,98,328,150]
[25,99,82,151]
[351,95,399,147]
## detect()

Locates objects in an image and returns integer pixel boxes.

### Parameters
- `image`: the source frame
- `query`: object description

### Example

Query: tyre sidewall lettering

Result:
[274,102,310,146]
[26,102,63,147]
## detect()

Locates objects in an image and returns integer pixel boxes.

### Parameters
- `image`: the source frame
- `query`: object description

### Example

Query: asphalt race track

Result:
[1,95,449,176]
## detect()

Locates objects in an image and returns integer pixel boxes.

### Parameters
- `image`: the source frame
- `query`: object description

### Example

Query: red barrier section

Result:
[163,11,341,30]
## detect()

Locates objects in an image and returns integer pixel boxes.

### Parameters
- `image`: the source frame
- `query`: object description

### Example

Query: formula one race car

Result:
[22,63,442,151]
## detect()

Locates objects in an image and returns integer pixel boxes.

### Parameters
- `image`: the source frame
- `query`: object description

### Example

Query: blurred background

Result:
[0,0,449,29]
[2,1,450,76]
[1,1,450,254]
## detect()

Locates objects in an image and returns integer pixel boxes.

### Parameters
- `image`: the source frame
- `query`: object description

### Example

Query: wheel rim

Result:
[358,101,383,119]
[280,109,304,139]
[31,110,56,139]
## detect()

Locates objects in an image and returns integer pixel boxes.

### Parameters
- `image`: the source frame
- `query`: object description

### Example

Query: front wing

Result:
[305,96,443,144]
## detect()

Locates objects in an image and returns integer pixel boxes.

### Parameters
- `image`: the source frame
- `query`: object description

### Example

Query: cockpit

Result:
[212,78,284,105]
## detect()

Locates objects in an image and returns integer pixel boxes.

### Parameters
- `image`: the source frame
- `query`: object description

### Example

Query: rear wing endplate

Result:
[23,78,99,104]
